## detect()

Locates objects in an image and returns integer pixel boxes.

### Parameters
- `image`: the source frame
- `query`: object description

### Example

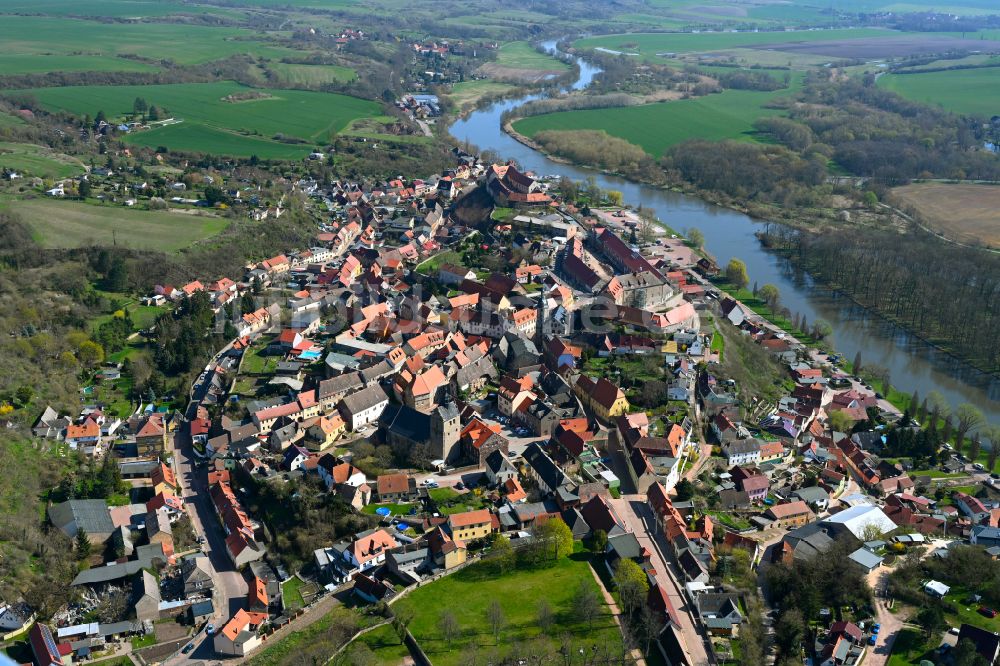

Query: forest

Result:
[760,225,1000,374]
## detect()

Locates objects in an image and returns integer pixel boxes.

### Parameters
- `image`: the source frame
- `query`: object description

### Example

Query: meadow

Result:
[496,41,570,72]
[0,142,85,179]
[0,54,158,75]
[878,66,1000,116]
[7,198,229,252]
[353,552,619,665]
[26,82,381,158]
[446,80,518,111]
[892,182,1000,248]
[513,76,801,157]
[266,63,356,86]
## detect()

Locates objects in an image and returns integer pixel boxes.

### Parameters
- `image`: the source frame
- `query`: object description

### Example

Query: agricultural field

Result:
[5,198,229,252]
[513,75,801,157]
[352,553,619,666]
[26,82,381,158]
[0,16,295,66]
[878,66,1000,116]
[892,182,1000,248]
[0,142,86,179]
[265,63,356,86]
[0,0,237,18]
[575,28,1000,63]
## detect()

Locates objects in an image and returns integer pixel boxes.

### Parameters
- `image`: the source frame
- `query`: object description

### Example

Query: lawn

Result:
[427,487,489,516]
[0,142,86,179]
[6,198,229,252]
[130,633,157,649]
[267,62,357,86]
[416,250,463,274]
[513,77,801,157]
[496,41,570,72]
[281,576,307,610]
[0,54,159,74]
[244,605,379,666]
[363,553,620,665]
[27,81,381,158]
[886,627,931,666]
[361,502,418,516]
[943,589,1000,634]
[879,65,1000,117]
[240,338,278,375]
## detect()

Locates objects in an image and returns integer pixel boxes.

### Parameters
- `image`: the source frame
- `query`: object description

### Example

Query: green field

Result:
[0,16,293,65]
[575,28,894,57]
[879,66,1000,116]
[7,198,229,251]
[447,80,518,110]
[0,54,158,75]
[0,142,85,179]
[355,553,620,665]
[267,63,357,86]
[514,76,801,157]
[496,41,570,71]
[26,82,381,158]
[0,0,238,17]
[0,112,25,128]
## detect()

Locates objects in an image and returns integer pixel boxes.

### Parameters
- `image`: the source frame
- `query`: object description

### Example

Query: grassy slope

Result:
[364,554,619,665]
[447,80,518,110]
[27,82,381,157]
[514,75,801,157]
[7,198,229,252]
[878,66,1000,116]
[0,142,86,179]
[0,54,158,74]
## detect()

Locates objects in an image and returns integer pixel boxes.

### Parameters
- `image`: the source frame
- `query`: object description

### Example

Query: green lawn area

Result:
[710,330,725,360]
[886,627,932,666]
[0,141,86,179]
[239,337,277,375]
[416,250,463,273]
[361,502,417,516]
[281,576,307,610]
[427,486,489,516]
[357,553,620,666]
[28,81,381,159]
[943,588,1000,634]
[5,198,229,252]
[513,76,801,157]
[710,276,822,346]
[879,66,1000,117]
[496,41,570,72]
[354,624,410,663]
[131,633,157,649]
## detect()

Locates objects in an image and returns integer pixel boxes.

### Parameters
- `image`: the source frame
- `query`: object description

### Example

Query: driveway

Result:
[864,569,905,666]
[608,495,714,665]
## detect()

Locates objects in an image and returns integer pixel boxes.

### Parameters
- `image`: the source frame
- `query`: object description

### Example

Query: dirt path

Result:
[587,565,647,666]
[865,569,906,666]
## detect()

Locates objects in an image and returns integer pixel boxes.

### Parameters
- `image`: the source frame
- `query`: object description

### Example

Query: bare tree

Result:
[572,579,602,630]
[486,599,505,644]
[537,599,555,633]
[438,610,460,648]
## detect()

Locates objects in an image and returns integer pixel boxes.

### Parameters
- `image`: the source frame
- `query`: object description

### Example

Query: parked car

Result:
[974,463,985,471]
[206,623,215,635]
[182,643,195,654]
[868,635,877,645]
[872,624,880,634]
[455,482,465,490]
[979,607,997,618]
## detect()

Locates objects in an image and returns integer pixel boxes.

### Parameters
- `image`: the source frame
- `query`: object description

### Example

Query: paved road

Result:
[865,569,904,666]
[609,495,714,666]
[162,394,248,665]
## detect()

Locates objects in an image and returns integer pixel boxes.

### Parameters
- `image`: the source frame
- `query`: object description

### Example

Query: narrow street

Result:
[608,495,714,666]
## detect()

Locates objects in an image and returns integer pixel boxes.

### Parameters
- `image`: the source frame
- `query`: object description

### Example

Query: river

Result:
[448,41,1000,426]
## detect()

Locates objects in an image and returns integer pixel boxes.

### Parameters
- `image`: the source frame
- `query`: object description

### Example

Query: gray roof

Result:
[724,439,761,456]
[190,600,214,617]
[72,543,167,586]
[792,486,830,503]
[49,499,114,538]
[523,443,566,491]
[607,532,643,562]
[848,547,883,570]
[340,384,389,416]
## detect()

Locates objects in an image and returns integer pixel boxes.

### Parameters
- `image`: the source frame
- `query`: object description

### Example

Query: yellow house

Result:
[307,414,346,451]
[448,509,494,542]
[574,375,630,422]
[428,526,467,570]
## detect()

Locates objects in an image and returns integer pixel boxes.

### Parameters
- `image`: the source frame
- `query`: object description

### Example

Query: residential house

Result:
[213,609,268,657]
[956,624,1000,665]
[376,474,417,503]
[573,375,629,422]
[722,439,761,467]
[314,529,399,582]
[485,450,518,486]
[730,466,768,504]
[182,556,214,597]
[428,526,467,570]
[448,509,494,542]
[695,592,743,637]
[764,501,814,529]
[338,384,390,431]
[131,570,161,622]
[49,499,114,544]
[460,417,509,467]
[523,442,567,495]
